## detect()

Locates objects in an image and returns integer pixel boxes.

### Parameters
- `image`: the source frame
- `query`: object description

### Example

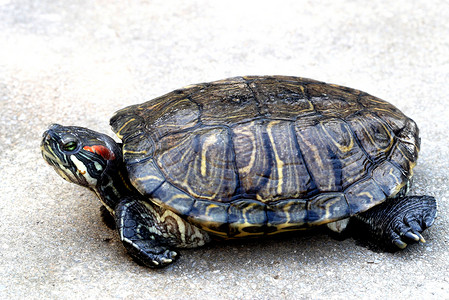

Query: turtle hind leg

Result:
[352,195,437,251]
[114,197,210,268]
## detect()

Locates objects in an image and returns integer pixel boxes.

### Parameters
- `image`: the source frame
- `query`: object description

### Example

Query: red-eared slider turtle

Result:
[41,76,437,268]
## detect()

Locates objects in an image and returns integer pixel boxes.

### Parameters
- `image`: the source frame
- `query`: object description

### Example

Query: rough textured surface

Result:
[0,0,448,299]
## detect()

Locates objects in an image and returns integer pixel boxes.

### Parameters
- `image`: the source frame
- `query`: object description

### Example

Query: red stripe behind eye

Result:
[83,145,116,160]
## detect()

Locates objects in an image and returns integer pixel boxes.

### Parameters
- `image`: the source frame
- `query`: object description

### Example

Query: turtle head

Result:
[41,124,123,189]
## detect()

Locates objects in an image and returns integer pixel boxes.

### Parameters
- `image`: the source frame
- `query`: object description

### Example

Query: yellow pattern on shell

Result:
[201,134,218,177]
[321,121,354,153]
[267,120,284,195]
[116,118,136,139]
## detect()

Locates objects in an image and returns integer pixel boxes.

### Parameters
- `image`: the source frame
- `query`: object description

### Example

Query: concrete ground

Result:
[1,0,448,299]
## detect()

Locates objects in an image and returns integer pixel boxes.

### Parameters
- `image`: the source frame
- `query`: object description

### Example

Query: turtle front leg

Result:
[353,195,437,250]
[114,197,210,268]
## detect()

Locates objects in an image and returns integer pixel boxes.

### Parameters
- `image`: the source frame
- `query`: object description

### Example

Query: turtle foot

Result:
[123,240,179,268]
[115,197,180,268]
[386,196,437,249]
[355,195,437,250]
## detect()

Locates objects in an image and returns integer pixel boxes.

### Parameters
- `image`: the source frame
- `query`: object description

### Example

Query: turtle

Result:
[41,75,437,268]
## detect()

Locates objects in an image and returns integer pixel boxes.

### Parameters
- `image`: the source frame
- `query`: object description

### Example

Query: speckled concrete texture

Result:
[1,0,448,299]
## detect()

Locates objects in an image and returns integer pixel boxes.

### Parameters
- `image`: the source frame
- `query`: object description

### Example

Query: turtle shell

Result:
[110,76,419,238]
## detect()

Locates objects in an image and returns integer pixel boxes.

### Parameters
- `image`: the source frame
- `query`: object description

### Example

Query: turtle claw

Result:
[158,250,178,265]
[127,242,179,268]
[149,250,178,268]
[390,226,424,250]
[419,235,426,243]
[393,239,407,249]
[403,231,422,242]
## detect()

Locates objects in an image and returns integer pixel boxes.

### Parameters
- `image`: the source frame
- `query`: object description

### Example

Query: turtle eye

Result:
[62,141,78,152]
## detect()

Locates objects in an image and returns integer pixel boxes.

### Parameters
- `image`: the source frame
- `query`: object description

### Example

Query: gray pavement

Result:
[1,1,448,299]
